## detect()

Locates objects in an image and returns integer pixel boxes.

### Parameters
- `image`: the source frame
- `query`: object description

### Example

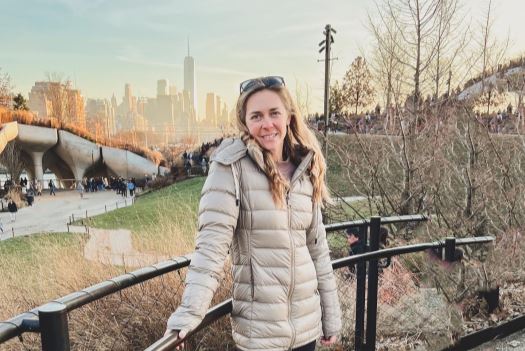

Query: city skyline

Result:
[2,0,525,115]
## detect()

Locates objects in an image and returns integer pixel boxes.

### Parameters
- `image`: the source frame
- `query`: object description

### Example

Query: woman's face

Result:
[245,89,290,162]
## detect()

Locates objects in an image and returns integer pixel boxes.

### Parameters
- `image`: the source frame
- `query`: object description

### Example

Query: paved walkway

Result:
[81,226,168,267]
[0,190,133,240]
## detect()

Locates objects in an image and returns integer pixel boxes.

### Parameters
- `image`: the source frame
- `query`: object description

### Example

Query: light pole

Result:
[318,24,337,160]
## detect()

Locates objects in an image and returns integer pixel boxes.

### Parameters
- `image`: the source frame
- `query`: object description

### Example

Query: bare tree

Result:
[368,12,407,133]
[342,57,375,115]
[46,73,73,124]
[0,68,12,108]
[294,81,311,118]
[329,80,347,117]
[429,0,467,102]
[0,141,25,182]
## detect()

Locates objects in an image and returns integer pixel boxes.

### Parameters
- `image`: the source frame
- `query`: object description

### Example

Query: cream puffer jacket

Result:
[167,138,341,351]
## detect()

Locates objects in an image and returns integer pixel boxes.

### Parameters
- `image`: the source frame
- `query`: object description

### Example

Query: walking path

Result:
[0,190,133,240]
[80,226,168,267]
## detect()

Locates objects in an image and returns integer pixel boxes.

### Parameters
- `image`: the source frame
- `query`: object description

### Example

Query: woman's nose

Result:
[261,115,273,128]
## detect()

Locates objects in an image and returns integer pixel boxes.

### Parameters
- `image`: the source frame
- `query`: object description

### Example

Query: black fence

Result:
[0,215,495,351]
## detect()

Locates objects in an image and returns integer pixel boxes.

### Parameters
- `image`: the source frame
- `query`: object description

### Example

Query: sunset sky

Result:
[1,0,524,115]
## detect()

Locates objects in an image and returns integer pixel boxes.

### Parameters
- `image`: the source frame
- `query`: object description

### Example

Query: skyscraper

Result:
[206,93,216,126]
[157,79,168,97]
[184,38,197,116]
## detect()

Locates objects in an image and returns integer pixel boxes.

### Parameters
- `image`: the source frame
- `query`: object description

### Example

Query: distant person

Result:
[36,180,42,196]
[200,157,208,175]
[48,179,56,196]
[7,199,17,222]
[76,181,84,199]
[26,188,35,206]
[127,179,135,197]
[184,160,191,176]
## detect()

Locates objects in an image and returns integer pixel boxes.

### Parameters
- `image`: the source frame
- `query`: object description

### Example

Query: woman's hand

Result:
[163,329,187,350]
[320,335,337,346]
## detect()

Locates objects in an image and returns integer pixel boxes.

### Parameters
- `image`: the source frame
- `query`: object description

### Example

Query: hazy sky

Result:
[1,0,524,115]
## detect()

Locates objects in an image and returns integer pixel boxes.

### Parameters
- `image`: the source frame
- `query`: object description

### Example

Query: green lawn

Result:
[83,177,204,254]
[85,177,203,231]
[0,232,84,263]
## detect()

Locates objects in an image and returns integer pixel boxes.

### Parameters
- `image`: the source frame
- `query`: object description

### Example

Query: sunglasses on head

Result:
[239,76,285,95]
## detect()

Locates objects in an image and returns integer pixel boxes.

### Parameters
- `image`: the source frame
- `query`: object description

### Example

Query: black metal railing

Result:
[0,255,192,349]
[145,215,494,351]
[0,214,495,351]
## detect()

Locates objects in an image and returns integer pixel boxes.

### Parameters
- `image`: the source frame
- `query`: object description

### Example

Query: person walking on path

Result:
[76,181,84,199]
[48,179,56,196]
[127,179,135,197]
[36,180,42,196]
[165,76,342,351]
[7,199,17,222]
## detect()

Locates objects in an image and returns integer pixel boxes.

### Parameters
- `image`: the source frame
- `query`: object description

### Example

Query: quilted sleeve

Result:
[306,203,342,337]
[166,161,239,333]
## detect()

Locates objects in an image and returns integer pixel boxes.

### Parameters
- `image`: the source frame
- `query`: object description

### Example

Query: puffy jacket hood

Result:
[211,138,247,165]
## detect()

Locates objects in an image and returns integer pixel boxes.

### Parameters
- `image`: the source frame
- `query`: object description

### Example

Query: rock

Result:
[508,340,521,347]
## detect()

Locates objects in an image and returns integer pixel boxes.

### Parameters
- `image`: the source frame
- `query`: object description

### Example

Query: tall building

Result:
[205,93,216,126]
[28,82,53,118]
[124,83,133,113]
[215,95,222,124]
[85,98,115,140]
[27,81,85,128]
[157,79,168,97]
[184,38,197,116]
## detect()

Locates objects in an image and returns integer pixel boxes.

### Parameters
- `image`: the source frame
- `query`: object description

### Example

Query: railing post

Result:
[354,224,368,351]
[445,237,456,262]
[39,302,70,351]
[366,216,381,351]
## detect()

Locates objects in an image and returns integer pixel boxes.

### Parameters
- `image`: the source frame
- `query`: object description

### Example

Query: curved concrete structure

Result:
[16,124,58,181]
[0,122,19,153]
[101,146,158,179]
[0,122,161,182]
[55,130,102,180]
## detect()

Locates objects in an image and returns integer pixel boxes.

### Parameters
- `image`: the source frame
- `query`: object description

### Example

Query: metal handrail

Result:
[3,214,490,351]
[0,255,191,344]
[145,235,495,351]
[0,215,424,345]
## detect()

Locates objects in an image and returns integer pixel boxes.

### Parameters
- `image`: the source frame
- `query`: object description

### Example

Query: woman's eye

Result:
[271,111,280,116]
[250,115,261,120]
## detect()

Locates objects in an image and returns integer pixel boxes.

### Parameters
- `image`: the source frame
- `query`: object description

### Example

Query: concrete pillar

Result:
[29,151,45,182]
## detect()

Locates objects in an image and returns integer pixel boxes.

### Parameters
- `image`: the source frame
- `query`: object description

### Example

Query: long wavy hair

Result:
[235,83,329,208]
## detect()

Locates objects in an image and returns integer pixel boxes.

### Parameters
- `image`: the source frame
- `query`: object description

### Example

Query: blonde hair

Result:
[236,83,329,207]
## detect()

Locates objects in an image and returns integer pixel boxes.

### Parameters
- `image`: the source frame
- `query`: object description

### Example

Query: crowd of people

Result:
[180,137,225,176]
[0,173,153,225]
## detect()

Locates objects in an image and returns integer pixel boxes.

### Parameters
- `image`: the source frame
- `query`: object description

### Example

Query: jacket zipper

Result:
[286,190,296,349]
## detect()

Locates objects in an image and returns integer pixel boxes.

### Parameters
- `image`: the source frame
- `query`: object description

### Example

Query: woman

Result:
[166,76,341,350]
[7,199,17,222]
